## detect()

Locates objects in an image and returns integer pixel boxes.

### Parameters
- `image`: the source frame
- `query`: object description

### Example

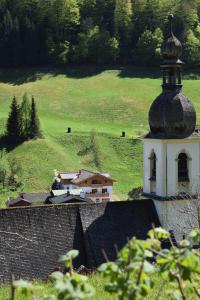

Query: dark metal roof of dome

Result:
[149,90,196,139]
[148,14,196,139]
[162,14,182,60]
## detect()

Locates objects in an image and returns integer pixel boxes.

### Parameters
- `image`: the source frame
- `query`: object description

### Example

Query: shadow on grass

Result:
[0,136,25,152]
[0,65,200,85]
[0,66,105,85]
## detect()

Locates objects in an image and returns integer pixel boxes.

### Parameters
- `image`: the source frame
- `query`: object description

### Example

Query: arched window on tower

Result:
[149,152,157,181]
[178,153,189,182]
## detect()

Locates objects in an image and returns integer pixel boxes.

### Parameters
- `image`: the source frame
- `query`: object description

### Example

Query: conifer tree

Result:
[20,93,31,139]
[29,97,42,139]
[6,96,21,142]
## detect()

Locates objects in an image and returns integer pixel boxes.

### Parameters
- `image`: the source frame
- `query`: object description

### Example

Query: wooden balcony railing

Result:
[85,192,109,198]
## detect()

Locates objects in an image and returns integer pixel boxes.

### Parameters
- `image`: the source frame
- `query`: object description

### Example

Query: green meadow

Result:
[0,66,200,207]
[1,273,199,300]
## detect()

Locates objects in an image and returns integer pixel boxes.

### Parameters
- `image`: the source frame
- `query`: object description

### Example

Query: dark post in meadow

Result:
[121,131,126,137]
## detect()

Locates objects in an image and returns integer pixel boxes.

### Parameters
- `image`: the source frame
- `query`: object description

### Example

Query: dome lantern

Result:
[162,14,182,61]
[148,15,196,139]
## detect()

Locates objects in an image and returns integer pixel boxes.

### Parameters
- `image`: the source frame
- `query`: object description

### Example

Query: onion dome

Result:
[162,14,182,60]
[149,91,196,138]
[148,14,196,139]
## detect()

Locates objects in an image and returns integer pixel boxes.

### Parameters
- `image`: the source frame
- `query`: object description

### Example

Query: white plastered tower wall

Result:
[143,137,200,197]
[143,137,200,241]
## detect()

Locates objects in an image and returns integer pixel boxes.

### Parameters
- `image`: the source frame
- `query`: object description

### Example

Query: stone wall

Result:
[0,200,159,283]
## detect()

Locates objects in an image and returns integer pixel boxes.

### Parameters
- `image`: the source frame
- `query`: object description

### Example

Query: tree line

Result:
[6,93,42,143]
[1,0,200,67]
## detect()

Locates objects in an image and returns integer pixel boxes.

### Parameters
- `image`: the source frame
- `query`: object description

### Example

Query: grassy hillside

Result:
[0,66,200,207]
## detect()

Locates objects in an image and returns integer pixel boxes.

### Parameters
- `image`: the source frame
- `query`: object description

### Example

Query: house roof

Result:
[21,192,51,202]
[52,189,83,197]
[47,194,94,205]
[7,192,51,207]
[59,173,77,180]
[101,173,111,178]
[71,169,114,184]
[72,170,95,183]
[7,198,32,207]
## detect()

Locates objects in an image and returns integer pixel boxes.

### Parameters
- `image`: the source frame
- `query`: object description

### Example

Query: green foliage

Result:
[20,93,31,139]
[6,95,42,141]
[0,148,23,191]
[184,29,200,65]
[13,249,95,300]
[114,0,133,38]
[99,239,155,299]
[29,97,42,139]
[11,228,200,300]
[74,26,119,64]
[0,0,200,66]
[6,96,21,142]
[134,28,163,65]
[13,279,33,296]
[99,227,200,300]
[59,249,79,270]
[0,148,11,189]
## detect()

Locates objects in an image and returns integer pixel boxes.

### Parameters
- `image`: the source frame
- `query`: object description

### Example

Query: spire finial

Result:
[168,13,174,35]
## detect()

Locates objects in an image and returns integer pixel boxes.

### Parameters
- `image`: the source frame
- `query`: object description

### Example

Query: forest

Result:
[0,0,200,67]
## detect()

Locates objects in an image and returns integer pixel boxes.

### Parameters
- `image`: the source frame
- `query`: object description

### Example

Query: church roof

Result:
[148,14,196,139]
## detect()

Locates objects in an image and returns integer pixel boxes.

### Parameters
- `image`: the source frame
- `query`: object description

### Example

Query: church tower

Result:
[143,14,199,201]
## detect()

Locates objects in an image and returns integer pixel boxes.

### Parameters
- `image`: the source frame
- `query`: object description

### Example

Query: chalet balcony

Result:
[85,192,109,198]
[89,184,104,188]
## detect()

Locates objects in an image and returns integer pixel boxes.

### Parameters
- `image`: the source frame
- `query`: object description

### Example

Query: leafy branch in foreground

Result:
[12,227,200,300]
[99,227,200,300]
[13,250,95,300]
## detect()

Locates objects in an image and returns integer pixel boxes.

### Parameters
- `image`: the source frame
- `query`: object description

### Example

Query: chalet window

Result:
[92,179,102,184]
[102,188,108,193]
[149,152,156,181]
[92,189,97,194]
[178,153,189,182]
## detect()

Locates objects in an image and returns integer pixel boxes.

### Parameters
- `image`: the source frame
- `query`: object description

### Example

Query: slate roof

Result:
[52,189,83,196]
[21,192,51,202]
[7,192,51,207]
[0,199,160,282]
[7,198,32,207]
[79,200,160,267]
[47,194,94,204]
